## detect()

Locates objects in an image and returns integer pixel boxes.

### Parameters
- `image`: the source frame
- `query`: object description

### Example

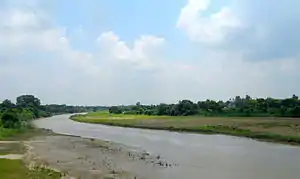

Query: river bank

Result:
[34,114,300,179]
[0,125,174,179]
[71,112,300,145]
[26,134,175,179]
[0,128,63,179]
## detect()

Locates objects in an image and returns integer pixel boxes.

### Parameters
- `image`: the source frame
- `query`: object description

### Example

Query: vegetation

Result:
[108,95,300,117]
[0,128,24,140]
[72,111,300,145]
[0,159,62,179]
[0,94,108,139]
[0,95,95,178]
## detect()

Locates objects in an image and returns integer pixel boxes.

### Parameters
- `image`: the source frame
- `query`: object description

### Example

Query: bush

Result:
[109,106,123,114]
[1,110,21,128]
[0,109,34,129]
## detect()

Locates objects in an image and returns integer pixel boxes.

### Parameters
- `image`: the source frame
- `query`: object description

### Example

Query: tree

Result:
[105,94,300,117]
[109,106,122,114]
[291,106,300,117]
[1,99,15,110]
[1,109,21,128]
[245,95,252,101]
[157,103,169,115]
[281,98,295,108]
[16,95,41,117]
[256,98,267,112]
[16,95,41,108]
[234,96,243,108]
[176,100,197,116]
[292,94,299,100]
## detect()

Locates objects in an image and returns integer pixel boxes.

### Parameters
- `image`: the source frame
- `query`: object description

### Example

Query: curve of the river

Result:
[34,114,300,179]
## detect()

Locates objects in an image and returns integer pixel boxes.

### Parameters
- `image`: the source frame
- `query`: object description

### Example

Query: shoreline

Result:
[25,131,174,178]
[0,128,64,179]
[70,115,300,146]
[1,127,171,179]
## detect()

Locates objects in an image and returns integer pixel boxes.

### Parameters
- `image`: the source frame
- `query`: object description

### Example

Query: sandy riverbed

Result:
[24,135,176,179]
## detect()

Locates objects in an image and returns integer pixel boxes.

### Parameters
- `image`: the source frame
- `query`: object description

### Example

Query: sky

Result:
[1,0,300,105]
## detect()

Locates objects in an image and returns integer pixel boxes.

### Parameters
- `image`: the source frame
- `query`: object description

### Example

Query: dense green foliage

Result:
[109,95,300,117]
[0,95,108,129]
[43,104,106,115]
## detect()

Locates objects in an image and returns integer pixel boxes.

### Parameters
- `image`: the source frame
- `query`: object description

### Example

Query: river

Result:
[34,114,300,179]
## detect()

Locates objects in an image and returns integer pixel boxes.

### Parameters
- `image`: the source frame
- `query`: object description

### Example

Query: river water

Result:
[34,114,300,179]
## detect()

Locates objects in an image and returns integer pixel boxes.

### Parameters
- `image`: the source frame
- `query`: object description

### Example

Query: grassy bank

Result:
[0,127,23,140]
[0,125,47,141]
[0,159,62,179]
[71,111,300,145]
[0,126,63,178]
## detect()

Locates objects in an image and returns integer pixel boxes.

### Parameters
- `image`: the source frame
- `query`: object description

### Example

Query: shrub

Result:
[1,110,21,128]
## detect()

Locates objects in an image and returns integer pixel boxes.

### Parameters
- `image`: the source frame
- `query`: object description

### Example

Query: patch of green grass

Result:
[72,111,170,123]
[86,111,170,119]
[0,125,49,141]
[0,127,23,140]
[192,125,300,145]
[71,113,300,145]
[0,159,62,179]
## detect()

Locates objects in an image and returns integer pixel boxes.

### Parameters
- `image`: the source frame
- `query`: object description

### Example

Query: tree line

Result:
[109,95,300,117]
[0,95,108,129]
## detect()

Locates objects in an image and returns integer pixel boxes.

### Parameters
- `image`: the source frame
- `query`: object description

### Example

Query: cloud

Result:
[177,0,300,61]
[233,0,300,60]
[1,0,300,106]
[175,0,300,100]
[0,2,167,105]
[0,3,100,104]
[176,0,242,43]
[0,5,98,73]
[96,31,165,69]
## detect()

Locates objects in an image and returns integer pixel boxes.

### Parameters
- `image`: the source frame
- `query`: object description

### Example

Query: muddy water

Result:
[34,114,300,179]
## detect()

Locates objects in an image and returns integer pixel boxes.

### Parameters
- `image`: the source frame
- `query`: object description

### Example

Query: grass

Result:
[0,159,62,179]
[0,128,23,140]
[71,111,300,145]
[0,124,51,141]
[81,111,170,119]
[0,125,62,179]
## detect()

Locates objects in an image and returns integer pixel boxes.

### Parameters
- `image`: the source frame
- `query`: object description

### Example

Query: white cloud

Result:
[0,6,98,73]
[97,31,165,69]
[177,0,242,43]
[0,8,62,52]
[174,0,300,101]
[1,0,300,106]
[1,9,38,27]
[0,3,166,105]
[0,5,101,104]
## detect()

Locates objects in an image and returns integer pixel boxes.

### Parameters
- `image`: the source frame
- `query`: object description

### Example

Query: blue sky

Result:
[1,0,300,105]
[50,0,192,59]
[49,0,231,59]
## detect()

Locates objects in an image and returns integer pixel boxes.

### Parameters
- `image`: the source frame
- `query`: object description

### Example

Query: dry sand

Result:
[24,135,176,179]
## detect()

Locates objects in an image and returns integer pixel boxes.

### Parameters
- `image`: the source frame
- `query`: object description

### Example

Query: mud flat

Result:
[25,135,176,179]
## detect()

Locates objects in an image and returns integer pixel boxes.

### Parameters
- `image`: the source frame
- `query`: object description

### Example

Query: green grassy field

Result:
[0,159,62,179]
[71,111,300,145]
[0,128,62,179]
[0,128,22,140]
[0,126,49,141]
